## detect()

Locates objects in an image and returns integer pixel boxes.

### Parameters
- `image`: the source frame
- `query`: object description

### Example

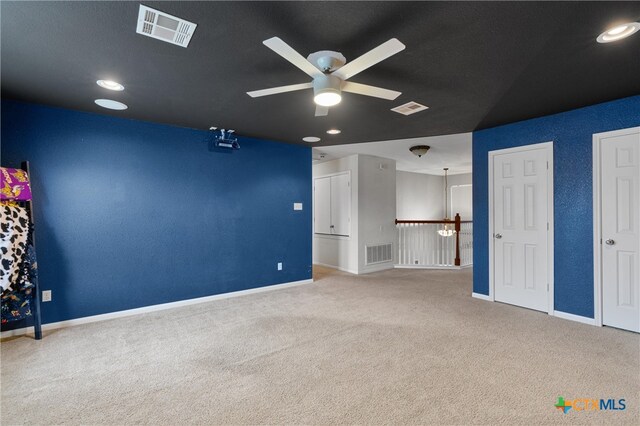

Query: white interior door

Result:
[492,144,551,312]
[599,128,640,333]
[313,176,331,234]
[330,173,351,236]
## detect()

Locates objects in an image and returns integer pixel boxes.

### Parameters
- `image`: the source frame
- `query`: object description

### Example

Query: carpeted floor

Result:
[1,266,639,425]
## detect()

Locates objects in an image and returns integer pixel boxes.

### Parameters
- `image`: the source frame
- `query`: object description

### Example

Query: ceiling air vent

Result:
[391,101,429,116]
[136,5,197,48]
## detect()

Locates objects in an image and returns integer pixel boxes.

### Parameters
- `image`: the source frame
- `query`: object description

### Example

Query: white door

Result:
[313,176,332,234]
[330,173,350,236]
[599,128,640,332]
[492,144,552,312]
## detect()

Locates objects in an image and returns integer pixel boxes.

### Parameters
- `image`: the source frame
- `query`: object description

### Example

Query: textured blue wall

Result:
[1,100,312,325]
[473,95,640,318]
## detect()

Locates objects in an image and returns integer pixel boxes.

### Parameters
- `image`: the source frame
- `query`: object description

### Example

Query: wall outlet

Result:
[293,203,303,211]
[42,290,52,302]
[277,262,283,271]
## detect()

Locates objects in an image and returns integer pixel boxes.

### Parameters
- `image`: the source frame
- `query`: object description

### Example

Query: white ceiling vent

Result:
[136,5,197,48]
[391,101,429,116]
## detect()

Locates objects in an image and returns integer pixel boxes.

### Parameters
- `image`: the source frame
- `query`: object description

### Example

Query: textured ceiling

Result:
[2,1,639,147]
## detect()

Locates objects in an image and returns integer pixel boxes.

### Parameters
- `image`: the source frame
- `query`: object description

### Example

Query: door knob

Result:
[495,233,502,239]
[605,239,615,245]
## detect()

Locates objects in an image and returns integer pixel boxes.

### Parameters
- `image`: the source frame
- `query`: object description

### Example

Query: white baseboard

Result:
[313,262,358,275]
[552,310,596,326]
[359,262,394,274]
[395,265,471,270]
[471,292,492,301]
[1,278,313,339]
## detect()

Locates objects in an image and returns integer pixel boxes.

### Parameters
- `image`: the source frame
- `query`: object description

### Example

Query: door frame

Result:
[488,141,555,315]
[592,126,640,327]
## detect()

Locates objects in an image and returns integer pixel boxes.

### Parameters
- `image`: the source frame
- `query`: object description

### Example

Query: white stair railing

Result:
[396,214,473,268]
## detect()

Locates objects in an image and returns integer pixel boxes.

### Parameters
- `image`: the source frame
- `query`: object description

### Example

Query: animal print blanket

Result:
[0,204,29,291]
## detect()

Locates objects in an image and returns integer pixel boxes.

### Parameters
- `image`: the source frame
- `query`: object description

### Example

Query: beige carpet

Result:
[1,266,638,425]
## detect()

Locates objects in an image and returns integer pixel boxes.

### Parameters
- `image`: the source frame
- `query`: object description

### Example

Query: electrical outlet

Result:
[42,290,52,302]
[277,262,283,271]
[293,203,303,211]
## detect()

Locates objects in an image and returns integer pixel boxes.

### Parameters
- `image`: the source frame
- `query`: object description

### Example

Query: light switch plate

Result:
[294,203,303,210]
[42,290,52,302]
[277,262,283,271]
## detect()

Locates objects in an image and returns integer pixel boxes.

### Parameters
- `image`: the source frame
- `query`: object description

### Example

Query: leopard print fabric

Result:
[0,204,29,291]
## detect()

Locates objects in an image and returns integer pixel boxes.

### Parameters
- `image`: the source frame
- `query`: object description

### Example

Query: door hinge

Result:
[547,222,549,230]
[547,283,549,291]
[546,161,549,170]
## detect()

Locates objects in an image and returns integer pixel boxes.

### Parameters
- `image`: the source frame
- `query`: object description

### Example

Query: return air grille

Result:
[136,5,197,48]
[366,243,393,265]
[391,101,429,116]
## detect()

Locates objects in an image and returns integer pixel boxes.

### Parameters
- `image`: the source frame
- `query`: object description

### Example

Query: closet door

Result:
[330,173,351,236]
[314,176,332,234]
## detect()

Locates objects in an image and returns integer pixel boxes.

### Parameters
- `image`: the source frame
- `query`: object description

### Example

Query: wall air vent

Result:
[391,101,429,116]
[366,243,393,265]
[136,5,197,48]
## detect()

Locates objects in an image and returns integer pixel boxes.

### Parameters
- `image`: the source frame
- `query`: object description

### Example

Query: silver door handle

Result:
[605,239,615,245]
[495,233,502,239]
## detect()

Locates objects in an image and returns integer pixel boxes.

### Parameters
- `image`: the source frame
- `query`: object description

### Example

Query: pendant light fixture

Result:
[438,167,455,237]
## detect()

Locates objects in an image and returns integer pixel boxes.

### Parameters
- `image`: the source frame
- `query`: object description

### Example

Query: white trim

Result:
[394,265,471,270]
[1,279,313,339]
[472,292,492,301]
[313,262,358,275]
[592,126,640,328]
[552,310,596,326]
[488,141,554,311]
[359,262,394,274]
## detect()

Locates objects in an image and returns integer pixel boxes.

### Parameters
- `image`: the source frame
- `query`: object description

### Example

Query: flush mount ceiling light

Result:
[303,136,321,143]
[597,22,640,43]
[326,129,341,135]
[94,99,128,110]
[96,80,124,91]
[409,145,430,158]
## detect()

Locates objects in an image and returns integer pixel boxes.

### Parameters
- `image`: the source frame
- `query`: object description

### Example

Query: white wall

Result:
[313,154,396,274]
[448,173,472,220]
[396,171,472,220]
[358,155,396,273]
[313,155,359,273]
[396,171,444,219]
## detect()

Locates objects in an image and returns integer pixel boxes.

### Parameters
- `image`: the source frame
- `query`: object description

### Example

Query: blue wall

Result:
[473,95,640,318]
[1,100,312,325]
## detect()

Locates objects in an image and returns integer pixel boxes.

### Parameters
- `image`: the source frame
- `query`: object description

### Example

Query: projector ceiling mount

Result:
[247,37,406,117]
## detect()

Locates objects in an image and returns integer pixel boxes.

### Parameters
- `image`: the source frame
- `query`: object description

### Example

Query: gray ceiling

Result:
[2,1,639,147]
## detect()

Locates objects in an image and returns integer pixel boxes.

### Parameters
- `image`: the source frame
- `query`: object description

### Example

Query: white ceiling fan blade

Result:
[315,105,329,117]
[333,38,405,81]
[247,82,313,98]
[263,37,323,79]
[342,81,401,100]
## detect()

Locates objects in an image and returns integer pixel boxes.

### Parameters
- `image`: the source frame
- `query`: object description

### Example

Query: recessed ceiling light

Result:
[597,22,640,43]
[326,129,341,135]
[303,136,321,143]
[95,99,128,110]
[96,80,124,91]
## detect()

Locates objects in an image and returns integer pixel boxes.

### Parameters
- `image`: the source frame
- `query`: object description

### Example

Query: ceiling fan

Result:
[247,37,405,117]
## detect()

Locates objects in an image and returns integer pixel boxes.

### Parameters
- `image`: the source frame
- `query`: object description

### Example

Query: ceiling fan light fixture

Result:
[313,74,342,107]
[314,91,342,107]
[409,145,431,158]
[597,22,640,43]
